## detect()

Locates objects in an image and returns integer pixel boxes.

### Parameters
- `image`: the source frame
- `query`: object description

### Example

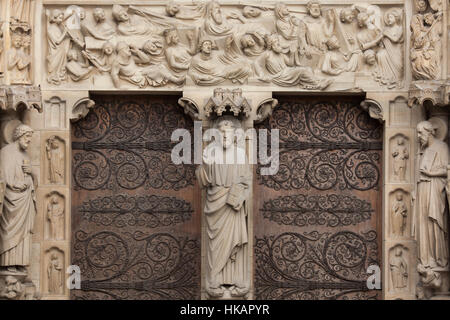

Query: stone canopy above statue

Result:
[43,1,406,92]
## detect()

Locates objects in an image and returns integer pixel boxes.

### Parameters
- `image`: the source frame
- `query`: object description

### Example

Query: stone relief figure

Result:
[416,121,448,269]
[203,1,239,36]
[189,37,251,86]
[110,41,146,88]
[196,118,251,298]
[82,41,115,73]
[392,136,409,182]
[273,2,308,66]
[391,192,408,237]
[66,49,96,82]
[112,4,156,36]
[390,247,408,290]
[83,8,115,41]
[356,11,383,68]
[303,1,335,66]
[410,0,443,80]
[336,7,362,72]
[46,9,71,84]
[321,36,349,76]
[375,9,404,88]
[46,136,64,184]
[166,1,206,20]
[255,34,332,89]
[240,31,267,57]
[47,253,63,294]
[7,33,31,84]
[164,28,196,81]
[47,195,64,240]
[0,125,35,273]
[139,38,185,86]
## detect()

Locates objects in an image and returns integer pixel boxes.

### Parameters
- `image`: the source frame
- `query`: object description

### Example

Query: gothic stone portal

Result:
[70,95,201,300]
[254,96,382,300]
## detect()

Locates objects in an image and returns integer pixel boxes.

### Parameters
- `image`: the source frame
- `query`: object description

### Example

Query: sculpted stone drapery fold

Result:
[416,120,449,270]
[0,124,35,271]
[196,118,250,298]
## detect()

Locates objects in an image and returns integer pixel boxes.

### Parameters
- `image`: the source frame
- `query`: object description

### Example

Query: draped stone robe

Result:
[0,143,36,266]
[417,139,449,268]
[196,145,250,287]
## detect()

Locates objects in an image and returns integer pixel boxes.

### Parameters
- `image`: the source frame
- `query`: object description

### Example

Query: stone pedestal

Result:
[0,270,39,300]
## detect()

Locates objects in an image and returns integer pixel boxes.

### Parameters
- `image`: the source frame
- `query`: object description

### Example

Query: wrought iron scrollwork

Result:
[261,194,374,227]
[254,231,379,300]
[256,101,382,191]
[71,231,200,300]
[77,194,193,228]
[72,100,195,191]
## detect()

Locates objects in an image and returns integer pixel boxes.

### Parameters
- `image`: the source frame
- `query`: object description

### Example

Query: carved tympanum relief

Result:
[410,0,444,80]
[390,134,410,183]
[389,245,409,291]
[44,1,405,90]
[45,192,65,241]
[45,135,65,185]
[196,117,251,299]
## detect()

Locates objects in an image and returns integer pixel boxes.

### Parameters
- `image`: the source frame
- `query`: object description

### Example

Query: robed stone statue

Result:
[0,124,36,273]
[196,118,251,298]
[416,120,449,269]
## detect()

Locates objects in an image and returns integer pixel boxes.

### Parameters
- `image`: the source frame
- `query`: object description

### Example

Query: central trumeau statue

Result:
[196,118,251,298]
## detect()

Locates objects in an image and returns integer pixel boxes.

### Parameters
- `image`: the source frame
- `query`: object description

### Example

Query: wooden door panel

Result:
[254,96,382,300]
[70,95,201,300]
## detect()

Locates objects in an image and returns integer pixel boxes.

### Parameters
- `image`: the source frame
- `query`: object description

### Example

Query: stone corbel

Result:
[0,85,42,113]
[408,81,449,108]
[70,97,95,122]
[360,99,384,122]
[178,97,200,121]
[255,98,278,123]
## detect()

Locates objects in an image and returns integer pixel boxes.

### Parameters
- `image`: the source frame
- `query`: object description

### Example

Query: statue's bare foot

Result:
[6,266,18,273]
[206,285,224,298]
[230,285,249,297]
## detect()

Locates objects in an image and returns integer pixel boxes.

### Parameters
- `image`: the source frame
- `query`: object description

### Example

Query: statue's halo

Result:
[428,117,448,141]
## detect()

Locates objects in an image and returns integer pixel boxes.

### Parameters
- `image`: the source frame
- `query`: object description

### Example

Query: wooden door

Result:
[254,96,382,300]
[70,95,201,300]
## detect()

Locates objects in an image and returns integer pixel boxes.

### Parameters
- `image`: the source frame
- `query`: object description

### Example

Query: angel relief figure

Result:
[46,9,72,84]
[374,9,404,88]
